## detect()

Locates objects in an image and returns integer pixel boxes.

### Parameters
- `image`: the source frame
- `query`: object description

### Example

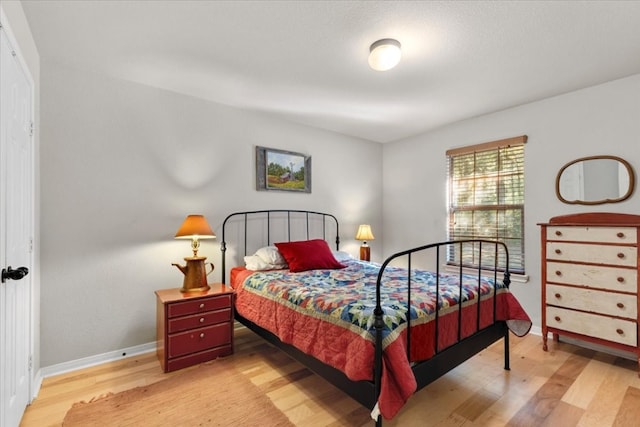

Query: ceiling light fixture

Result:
[368,38,401,71]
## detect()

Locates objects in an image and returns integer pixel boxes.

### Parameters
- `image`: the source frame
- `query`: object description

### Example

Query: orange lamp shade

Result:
[175,215,215,257]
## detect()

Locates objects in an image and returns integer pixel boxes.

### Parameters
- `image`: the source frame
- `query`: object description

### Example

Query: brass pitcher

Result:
[172,256,214,293]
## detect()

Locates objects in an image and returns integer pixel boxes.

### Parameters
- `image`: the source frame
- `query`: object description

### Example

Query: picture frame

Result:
[256,146,311,193]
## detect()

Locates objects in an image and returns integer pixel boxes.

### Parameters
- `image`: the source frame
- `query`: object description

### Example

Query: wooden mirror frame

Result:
[555,155,635,205]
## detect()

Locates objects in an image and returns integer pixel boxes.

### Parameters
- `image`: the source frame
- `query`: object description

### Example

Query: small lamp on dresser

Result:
[355,224,375,261]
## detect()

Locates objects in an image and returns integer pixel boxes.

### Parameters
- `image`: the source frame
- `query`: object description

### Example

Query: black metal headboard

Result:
[221,209,340,283]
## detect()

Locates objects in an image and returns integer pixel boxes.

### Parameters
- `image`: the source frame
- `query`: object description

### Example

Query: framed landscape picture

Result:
[256,146,311,193]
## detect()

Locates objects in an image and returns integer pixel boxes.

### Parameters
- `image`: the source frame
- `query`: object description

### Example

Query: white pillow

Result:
[255,246,287,265]
[332,250,354,262]
[244,255,287,271]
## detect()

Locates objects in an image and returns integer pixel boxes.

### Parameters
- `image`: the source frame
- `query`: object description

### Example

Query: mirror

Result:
[556,155,635,205]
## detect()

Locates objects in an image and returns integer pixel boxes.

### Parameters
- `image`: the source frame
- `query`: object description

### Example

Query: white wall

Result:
[39,61,382,367]
[35,38,640,368]
[383,73,640,331]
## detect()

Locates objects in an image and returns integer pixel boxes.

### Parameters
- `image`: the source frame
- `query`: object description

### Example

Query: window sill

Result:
[443,265,529,284]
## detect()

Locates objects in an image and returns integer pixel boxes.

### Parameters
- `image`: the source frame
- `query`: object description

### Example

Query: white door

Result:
[1,20,34,427]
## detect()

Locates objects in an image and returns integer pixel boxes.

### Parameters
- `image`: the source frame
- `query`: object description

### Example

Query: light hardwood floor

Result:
[20,324,640,426]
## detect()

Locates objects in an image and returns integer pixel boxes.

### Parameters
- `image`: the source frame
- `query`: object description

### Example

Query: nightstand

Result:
[155,283,234,372]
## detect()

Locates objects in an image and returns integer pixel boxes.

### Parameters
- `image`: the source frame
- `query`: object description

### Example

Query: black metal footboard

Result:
[371,239,511,426]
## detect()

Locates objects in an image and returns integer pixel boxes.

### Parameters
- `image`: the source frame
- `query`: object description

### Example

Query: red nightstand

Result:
[155,283,234,372]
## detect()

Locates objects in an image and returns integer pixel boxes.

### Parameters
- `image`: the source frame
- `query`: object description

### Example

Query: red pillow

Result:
[274,239,346,273]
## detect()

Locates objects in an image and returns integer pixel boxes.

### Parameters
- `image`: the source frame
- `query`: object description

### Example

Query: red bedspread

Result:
[230,261,531,420]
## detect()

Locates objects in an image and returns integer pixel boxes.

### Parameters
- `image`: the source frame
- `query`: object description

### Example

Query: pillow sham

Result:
[275,239,345,273]
[243,254,287,271]
[255,245,287,265]
[332,250,354,262]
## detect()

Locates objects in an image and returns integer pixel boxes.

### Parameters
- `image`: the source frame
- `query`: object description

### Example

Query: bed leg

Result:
[503,329,510,371]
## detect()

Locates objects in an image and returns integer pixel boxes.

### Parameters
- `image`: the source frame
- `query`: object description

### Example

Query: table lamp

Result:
[355,224,375,261]
[172,214,216,292]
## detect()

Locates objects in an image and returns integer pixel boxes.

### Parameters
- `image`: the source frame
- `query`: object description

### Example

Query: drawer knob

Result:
[555,249,562,255]
[616,329,624,335]
[199,317,205,323]
[617,232,625,238]
[554,293,562,299]
[554,316,561,322]
[618,277,625,283]
[555,230,562,236]
[199,303,205,309]
[617,302,625,309]
[555,270,562,276]
[617,253,625,259]
[200,333,205,338]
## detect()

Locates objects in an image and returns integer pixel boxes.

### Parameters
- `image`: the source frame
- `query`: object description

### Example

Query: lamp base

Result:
[180,284,211,293]
[172,256,214,293]
[359,245,371,262]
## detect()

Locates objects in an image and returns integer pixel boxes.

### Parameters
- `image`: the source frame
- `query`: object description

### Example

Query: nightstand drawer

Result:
[547,242,637,267]
[168,323,232,358]
[168,308,232,333]
[546,284,637,318]
[546,306,637,347]
[167,294,232,318]
[166,346,232,372]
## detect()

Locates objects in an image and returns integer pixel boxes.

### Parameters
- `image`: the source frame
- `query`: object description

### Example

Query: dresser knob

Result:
[555,249,562,255]
[554,316,561,322]
[555,230,562,236]
[617,232,625,238]
[555,270,562,276]
[617,303,625,309]
[616,329,624,335]
[618,277,625,283]
[199,303,205,309]
[200,333,205,338]
[617,253,625,259]
[199,317,205,323]
[555,293,561,299]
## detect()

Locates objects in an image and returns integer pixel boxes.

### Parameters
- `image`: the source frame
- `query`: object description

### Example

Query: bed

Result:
[221,209,531,425]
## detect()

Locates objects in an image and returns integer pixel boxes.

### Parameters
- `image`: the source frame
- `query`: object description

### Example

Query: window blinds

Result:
[446,136,527,274]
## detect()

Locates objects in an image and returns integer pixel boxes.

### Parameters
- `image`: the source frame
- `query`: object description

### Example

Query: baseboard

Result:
[30,370,43,402]
[38,326,251,380]
[39,341,156,379]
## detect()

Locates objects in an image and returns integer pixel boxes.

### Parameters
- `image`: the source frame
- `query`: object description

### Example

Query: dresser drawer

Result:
[547,226,637,244]
[167,323,232,358]
[546,306,637,347]
[167,294,232,318]
[547,242,637,267]
[546,284,637,318]
[168,308,232,334]
[546,261,637,293]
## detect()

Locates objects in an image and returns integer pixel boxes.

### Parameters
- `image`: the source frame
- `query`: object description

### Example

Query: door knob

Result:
[1,266,29,283]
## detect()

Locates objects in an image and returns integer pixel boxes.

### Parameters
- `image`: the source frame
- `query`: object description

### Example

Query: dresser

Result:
[156,283,234,372]
[540,213,640,369]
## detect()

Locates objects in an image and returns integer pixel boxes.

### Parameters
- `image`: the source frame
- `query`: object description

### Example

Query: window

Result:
[446,136,526,274]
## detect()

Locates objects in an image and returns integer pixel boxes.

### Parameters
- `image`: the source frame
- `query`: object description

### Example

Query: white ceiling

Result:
[20,0,640,143]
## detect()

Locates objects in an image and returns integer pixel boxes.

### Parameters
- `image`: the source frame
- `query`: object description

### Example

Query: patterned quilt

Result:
[231,259,531,420]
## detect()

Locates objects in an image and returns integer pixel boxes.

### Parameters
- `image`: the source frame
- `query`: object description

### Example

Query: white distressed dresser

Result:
[539,213,640,370]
